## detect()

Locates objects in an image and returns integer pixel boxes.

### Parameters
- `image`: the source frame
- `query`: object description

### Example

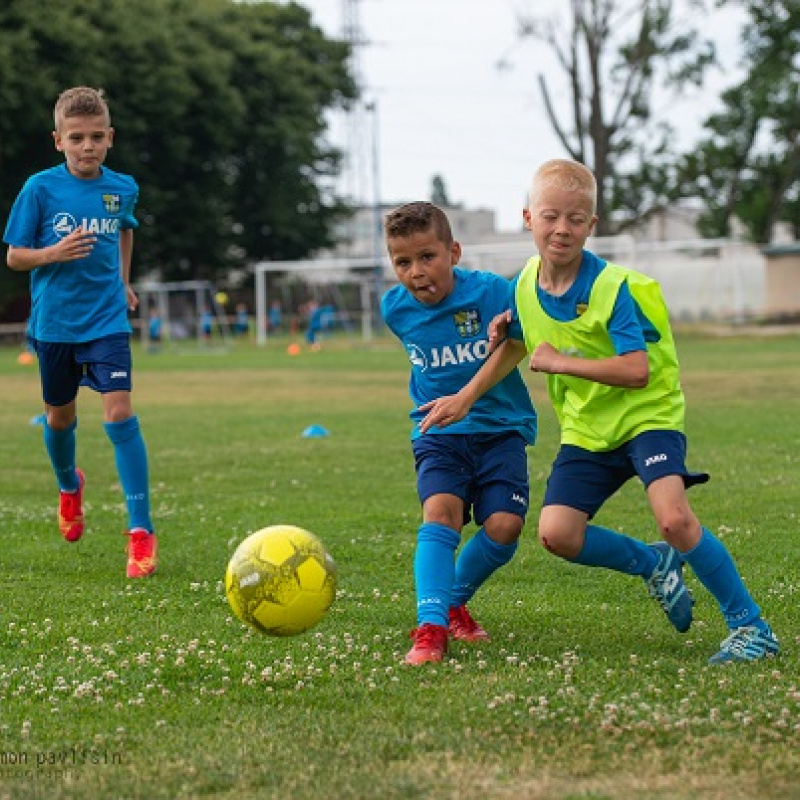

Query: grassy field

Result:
[0,332,798,800]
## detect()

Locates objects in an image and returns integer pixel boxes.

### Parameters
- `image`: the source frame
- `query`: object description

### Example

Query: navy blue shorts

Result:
[543,429,710,518]
[30,333,133,406]
[412,432,530,526]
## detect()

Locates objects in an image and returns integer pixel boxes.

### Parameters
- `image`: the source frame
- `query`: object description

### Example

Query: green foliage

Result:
[0,333,799,799]
[522,1,717,234]
[0,0,356,316]
[675,0,800,242]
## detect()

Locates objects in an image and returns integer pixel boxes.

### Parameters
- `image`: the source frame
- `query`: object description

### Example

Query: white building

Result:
[310,202,792,322]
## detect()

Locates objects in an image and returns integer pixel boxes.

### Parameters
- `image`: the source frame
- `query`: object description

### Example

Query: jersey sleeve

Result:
[608,280,647,355]
[505,274,524,340]
[2,179,40,247]
[119,180,140,230]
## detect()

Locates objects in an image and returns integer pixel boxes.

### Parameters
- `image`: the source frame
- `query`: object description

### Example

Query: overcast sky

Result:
[299,0,746,232]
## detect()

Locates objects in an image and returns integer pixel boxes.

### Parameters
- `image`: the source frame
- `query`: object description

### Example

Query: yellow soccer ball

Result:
[225,525,337,636]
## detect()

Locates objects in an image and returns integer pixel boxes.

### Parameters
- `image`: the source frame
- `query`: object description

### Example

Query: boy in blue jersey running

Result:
[4,86,157,578]
[381,202,538,665]
[420,160,779,665]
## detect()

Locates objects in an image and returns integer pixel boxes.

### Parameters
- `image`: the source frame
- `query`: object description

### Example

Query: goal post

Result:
[253,257,386,346]
[133,279,230,348]
[252,235,762,344]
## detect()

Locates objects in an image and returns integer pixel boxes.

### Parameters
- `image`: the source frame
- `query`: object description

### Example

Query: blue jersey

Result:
[3,163,139,343]
[382,268,537,443]
[510,250,656,354]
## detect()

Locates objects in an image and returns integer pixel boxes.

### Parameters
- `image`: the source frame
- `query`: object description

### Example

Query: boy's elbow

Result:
[631,364,649,388]
[6,247,25,271]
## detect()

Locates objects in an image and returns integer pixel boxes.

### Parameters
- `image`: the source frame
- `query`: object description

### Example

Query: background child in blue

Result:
[305,301,335,350]
[381,202,537,665]
[148,306,163,352]
[3,86,157,578]
[233,302,250,337]
[200,305,213,342]
[420,160,778,665]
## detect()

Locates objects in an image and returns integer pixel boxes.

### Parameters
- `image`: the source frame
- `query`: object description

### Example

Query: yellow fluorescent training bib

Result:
[514,257,685,451]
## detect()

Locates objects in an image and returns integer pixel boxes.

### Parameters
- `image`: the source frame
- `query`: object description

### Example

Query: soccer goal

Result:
[253,257,387,346]
[133,280,230,349]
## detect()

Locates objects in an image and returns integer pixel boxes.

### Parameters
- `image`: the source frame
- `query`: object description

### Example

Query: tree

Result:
[517,0,715,234]
[676,1,800,242]
[0,0,357,317]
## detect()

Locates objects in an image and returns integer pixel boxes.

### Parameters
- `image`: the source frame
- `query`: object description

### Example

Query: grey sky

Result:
[300,0,746,231]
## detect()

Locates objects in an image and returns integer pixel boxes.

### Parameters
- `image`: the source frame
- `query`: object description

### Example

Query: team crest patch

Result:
[102,194,121,214]
[453,308,481,337]
[576,303,588,316]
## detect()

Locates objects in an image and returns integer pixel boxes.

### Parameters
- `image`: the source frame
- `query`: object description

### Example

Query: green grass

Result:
[0,332,799,800]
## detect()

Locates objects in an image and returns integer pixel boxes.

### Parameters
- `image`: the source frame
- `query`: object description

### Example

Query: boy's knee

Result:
[656,507,693,539]
[655,507,701,551]
[102,391,134,424]
[45,407,76,430]
[105,408,133,424]
[538,527,567,556]
[483,513,523,546]
[537,520,583,559]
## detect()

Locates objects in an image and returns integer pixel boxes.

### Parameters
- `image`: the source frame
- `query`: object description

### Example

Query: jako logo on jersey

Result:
[53,212,78,237]
[407,340,490,371]
[110,371,128,379]
[453,308,481,337]
[644,453,668,467]
[102,194,121,214]
[52,212,119,238]
[406,344,428,371]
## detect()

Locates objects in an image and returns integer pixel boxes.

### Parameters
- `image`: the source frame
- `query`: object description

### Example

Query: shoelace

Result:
[646,565,685,612]
[718,626,757,655]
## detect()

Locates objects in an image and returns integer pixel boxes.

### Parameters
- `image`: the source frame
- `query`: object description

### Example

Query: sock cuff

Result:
[475,528,518,566]
[418,522,460,550]
[683,527,727,577]
[103,415,140,443]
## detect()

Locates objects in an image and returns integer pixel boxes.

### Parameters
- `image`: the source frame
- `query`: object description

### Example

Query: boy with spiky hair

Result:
[420,159,779,664]
[4,86,157,578]
[382,201,537,664]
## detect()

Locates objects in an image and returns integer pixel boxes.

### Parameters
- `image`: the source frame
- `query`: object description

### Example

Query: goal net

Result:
[133,280,230,350]
[253,236,764,347]
[254,257,387,345]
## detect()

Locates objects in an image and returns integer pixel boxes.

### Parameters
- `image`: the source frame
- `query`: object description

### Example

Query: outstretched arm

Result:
[417,338,528,432]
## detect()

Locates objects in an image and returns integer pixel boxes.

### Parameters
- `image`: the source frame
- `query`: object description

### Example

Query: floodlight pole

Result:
[367,99,383,335]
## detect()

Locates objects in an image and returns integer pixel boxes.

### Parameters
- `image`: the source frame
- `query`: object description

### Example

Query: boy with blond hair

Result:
[420,160,779,664]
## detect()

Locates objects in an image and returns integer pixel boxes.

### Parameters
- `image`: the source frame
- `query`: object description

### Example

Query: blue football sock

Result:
[43,419,79,492]
[104,416,153,533]
[682,527,762,629]
[451,527,518,607]
[414,522,460,627]
[568,524,658,576]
